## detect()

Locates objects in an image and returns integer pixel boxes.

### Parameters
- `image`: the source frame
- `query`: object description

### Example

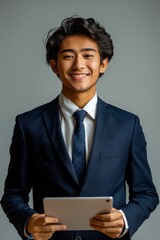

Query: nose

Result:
[72,55,84,70]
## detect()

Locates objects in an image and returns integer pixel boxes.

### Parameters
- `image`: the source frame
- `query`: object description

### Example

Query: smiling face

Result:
[50,34,108,104]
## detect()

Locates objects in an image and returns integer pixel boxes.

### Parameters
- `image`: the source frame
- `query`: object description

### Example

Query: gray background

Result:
[0,0,159,239]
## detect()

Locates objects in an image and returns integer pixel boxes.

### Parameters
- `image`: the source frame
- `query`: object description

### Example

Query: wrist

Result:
[25,213,39,238]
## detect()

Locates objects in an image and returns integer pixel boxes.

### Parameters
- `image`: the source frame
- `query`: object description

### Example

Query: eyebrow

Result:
[60,48,97,54]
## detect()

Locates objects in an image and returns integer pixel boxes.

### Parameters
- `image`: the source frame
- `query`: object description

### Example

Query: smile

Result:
[69,73,89,80]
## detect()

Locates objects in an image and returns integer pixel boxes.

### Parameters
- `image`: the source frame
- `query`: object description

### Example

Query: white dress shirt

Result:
[58,92,97,163]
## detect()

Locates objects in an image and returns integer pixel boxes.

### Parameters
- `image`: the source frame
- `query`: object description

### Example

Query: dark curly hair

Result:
[45,16,114,77]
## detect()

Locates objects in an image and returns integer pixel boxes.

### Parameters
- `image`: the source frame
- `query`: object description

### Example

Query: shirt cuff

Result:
[119,210,129,238]
[24,218,34,239]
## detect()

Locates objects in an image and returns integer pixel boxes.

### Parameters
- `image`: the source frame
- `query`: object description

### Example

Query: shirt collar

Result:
[58,92,98,120]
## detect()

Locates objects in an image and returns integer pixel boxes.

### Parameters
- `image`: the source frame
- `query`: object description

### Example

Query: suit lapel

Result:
[42,97,79,184]
[81,98,112,192]
[42,97,111,189]
[89,98,111,164]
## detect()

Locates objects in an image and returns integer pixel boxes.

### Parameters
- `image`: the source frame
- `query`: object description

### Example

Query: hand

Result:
[27,213,67,240]
[89,208,124,239]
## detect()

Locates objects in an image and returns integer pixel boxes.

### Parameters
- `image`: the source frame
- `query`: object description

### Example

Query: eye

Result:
[63,55,74,60]
[84,54,94,59]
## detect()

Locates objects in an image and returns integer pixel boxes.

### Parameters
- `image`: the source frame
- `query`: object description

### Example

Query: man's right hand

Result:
[27,213,67,240]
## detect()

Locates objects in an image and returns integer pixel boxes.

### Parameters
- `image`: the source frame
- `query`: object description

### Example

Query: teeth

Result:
[72,74,87,78]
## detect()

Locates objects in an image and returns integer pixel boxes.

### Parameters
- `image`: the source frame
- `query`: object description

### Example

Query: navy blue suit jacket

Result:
[1,97,159,240]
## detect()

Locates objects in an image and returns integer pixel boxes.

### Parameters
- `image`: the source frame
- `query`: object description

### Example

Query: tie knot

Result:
[73,110,86,122]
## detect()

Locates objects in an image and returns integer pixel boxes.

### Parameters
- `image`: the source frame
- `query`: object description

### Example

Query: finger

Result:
[34,223,67,232]
[44,215,59,225]
[33,214,46,226]
[33,224,67,240]
[90,218,123,228]
[89,224,123,239]
[94,210,123,221]
[47,224,67,232]
[33,231,53,240]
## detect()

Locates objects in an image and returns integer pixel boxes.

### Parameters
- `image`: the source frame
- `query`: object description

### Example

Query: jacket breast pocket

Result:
[99,149,124,159]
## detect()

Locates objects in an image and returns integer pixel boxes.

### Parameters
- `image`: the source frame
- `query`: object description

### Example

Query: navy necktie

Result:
[72,110,86,183]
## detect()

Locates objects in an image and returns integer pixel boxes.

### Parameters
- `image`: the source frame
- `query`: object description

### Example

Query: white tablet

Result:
[43,196,113,230]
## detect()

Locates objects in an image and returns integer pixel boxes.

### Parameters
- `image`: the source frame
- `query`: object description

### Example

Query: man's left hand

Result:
[89,208,124,239]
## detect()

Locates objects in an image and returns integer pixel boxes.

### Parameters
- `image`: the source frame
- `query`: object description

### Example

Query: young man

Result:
[1,17,159,240]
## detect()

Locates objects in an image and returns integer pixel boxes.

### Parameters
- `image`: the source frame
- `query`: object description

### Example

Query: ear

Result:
[50,59,59,74]
[99,58,109,74]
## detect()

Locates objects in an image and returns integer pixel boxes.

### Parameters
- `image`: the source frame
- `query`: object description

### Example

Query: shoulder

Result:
[97,98,142,133]
[98,97,138,120]
[15,97,59,123]
[98,98,144,139]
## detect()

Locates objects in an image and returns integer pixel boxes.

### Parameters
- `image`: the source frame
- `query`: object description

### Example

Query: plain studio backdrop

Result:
[0,0,159,239]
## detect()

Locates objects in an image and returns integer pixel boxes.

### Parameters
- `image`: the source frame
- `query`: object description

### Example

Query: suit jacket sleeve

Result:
[1,116,36,239]
[121,116,159,237]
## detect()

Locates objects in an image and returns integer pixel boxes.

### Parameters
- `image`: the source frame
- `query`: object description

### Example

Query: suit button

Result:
[75,236,82,240]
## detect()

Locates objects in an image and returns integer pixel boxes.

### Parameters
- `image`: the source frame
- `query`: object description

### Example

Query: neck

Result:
[62,90,96,108]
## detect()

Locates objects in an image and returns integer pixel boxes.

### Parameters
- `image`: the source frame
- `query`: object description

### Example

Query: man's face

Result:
[50,34,108,99]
